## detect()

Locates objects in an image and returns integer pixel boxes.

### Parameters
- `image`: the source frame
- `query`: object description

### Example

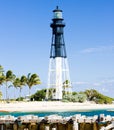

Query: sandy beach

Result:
[0,101,114,112]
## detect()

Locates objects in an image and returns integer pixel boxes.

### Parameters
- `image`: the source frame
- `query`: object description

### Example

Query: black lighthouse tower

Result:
[46,6,71,100]
[50,6,67,58]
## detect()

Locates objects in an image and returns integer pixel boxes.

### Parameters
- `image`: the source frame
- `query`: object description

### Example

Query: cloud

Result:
[80,45,114,54]
[72,81,89,85]
[73,78,114,86]
[92,83,102,86]
[101,88,109,93]
[72,77,114,97]
[100,78,114,84]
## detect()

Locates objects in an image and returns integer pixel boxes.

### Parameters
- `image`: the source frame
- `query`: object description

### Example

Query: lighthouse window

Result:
[57,27,62,33]
[54,12,62,19]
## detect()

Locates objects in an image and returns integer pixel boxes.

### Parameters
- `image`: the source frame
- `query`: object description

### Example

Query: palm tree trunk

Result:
[29,88,31,97]
[14,87,16,100]
[5,82,8,101]
[19,88,22,101]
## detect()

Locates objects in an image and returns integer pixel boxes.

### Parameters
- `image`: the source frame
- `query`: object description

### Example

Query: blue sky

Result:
[0,0,114,98]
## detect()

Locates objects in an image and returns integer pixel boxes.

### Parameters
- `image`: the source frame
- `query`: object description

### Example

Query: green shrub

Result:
[62,93,87,103]
[16,97,24,101]
[84,89,113,104]
[31,89,46,101]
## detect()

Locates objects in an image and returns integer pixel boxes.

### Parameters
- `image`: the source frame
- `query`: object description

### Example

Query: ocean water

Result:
[0,109,114,117]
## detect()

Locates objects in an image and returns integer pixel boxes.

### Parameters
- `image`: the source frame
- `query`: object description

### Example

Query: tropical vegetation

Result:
[0,65,41,101]
[0,65,113,104]
[84,89,113,104]
[31,88,113,104]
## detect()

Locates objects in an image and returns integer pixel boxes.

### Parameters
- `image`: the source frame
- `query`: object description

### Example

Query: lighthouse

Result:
[46,6,72,100]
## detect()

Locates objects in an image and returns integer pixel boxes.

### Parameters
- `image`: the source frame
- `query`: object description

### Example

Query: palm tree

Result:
[26,73,41,97]
[13,77,21,100]
[20,75,27,86]
[0,66,4,100]
[0,65,4,76]
[3,70,15,100]
[63,80,71,96]
[19,75,27,99]
[0,65,5,86]
[0,76,5,86]
[0,75,5,100]
[0,66,5,100]
[13,75,26,101]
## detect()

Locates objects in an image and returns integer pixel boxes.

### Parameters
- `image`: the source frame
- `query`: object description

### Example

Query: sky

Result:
[0,0,114,98]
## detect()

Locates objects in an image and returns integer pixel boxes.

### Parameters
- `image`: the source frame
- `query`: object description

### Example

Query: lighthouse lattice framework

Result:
[46,6,72,100]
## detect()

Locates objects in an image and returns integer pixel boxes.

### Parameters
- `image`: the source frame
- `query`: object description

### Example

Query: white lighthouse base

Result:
[46,57,72,100]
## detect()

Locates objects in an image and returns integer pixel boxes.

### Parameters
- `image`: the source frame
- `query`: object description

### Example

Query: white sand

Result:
[0,101,114,112]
